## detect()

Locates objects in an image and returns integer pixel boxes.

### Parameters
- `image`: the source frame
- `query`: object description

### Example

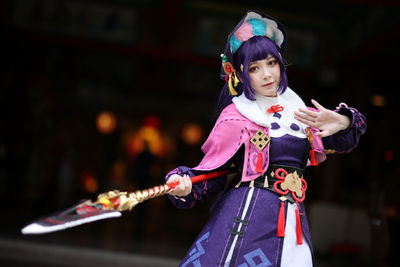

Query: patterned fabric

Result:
[166,91,366,266]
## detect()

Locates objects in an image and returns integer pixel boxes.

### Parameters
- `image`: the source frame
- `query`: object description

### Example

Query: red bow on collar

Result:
[267,104,284,113]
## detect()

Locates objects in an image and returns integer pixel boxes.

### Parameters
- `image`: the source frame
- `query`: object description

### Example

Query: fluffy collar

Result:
[231,87,308,138]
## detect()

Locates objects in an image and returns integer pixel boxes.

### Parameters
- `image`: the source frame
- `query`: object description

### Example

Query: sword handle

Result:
[97,168,236,211]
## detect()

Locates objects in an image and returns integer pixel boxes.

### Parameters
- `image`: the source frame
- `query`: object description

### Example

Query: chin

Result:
[264,92,277,97]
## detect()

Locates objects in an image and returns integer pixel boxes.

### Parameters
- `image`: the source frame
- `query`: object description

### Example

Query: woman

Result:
[166,10,366,267]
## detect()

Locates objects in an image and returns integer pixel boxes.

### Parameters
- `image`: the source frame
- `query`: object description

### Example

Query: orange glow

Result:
[143,115,161,129]
[182,123,204,145]
[125,126,166,157]
[82,171,98,193]
[371,95,386,107]
[96,111,117,134]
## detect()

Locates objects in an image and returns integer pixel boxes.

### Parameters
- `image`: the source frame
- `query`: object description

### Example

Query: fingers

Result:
[167,174,192,197]
[315,130,330,138]
[294,100,326,128]
[296,108,319,118]
[294,110,317,127]
[311,99,325,111]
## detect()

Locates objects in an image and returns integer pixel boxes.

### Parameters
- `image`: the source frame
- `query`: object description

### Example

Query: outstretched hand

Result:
[294,99,350,138]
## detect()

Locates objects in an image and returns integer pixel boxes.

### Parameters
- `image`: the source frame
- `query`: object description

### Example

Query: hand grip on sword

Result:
[167,168,235,196]
[97,168,236,211]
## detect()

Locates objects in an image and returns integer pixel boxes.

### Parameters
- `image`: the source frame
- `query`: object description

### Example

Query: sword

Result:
[21,168,235,234]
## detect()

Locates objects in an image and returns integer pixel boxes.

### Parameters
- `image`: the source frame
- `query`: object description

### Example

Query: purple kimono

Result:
[166,93,366,266]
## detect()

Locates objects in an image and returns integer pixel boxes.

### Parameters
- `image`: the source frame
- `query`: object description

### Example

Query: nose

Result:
[262,67,272,79]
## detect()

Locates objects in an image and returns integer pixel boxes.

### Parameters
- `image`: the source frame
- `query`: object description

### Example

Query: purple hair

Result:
[215,36,288,117]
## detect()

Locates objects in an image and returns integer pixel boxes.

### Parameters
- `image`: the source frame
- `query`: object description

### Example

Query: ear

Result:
[237,64,244,82]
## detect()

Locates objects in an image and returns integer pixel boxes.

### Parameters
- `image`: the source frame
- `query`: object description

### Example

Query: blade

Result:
[21,200,121,235]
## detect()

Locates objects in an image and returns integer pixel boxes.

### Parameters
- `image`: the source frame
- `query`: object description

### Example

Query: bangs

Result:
[249,37,279,62]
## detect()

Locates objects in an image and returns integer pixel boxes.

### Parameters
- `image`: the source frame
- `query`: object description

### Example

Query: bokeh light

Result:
[182,123,204,145]
[81,171,98,194]
[96,111,117,134]
[371,95,386,107]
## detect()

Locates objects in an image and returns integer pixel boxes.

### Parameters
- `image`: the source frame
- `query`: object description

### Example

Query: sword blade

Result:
[21,200,121,234]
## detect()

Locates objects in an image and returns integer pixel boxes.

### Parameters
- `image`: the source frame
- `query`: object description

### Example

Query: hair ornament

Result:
[229,11,285,54]
[221,54,239,95]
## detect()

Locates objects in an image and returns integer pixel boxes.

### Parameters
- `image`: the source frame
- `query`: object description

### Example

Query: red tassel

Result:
[309,146,318,166]
[255,152,263,173]
[296,208,303,245]
[276,202,285,237]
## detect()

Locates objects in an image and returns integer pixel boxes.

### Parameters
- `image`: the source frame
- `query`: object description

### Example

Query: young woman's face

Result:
[248,55,281,97]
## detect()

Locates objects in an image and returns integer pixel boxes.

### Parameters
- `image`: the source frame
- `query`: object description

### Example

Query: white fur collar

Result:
[232,87,308,138]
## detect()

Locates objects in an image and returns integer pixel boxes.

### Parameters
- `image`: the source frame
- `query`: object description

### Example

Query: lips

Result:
[262,82,274,87]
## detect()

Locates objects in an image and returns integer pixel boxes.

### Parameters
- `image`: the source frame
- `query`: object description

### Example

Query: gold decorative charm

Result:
[280,171,303,197]
[263,174,269,187]
[279,196,288,202]
[250,129,270,151]
[97,183,174,211]
[324,149,336,154]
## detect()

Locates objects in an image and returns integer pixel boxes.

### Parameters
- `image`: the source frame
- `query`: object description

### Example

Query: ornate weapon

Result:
[21,168,235,235]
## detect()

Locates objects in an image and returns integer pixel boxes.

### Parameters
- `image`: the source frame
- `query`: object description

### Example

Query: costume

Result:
[166,88,366,266]
[166,10,367,267]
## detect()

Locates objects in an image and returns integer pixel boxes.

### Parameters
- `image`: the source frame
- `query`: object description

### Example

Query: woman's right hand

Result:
[167,174,192,197]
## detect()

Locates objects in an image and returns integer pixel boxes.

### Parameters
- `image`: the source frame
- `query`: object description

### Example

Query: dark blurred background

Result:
[0,0,399,266]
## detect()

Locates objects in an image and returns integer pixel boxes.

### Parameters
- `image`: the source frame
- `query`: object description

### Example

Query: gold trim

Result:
[263,174,269,187]
[250,129,270,151]
[249,180,255,188]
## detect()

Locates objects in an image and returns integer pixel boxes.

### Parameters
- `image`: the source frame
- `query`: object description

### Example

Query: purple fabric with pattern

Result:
[166,103,366,266]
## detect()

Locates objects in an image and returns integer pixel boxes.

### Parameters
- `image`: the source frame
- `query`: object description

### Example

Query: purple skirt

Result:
[179,186,313,266]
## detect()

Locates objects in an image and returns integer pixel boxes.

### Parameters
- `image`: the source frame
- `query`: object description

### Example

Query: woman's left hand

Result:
[294,99,351,138]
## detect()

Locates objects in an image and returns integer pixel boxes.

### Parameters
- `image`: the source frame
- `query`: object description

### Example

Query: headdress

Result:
[221,10,287,95]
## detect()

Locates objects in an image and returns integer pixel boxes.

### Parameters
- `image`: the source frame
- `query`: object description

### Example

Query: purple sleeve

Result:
[322,104,367,153]
[165,166,227,209]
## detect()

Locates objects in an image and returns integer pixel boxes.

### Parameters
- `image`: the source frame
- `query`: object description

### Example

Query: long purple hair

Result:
[215,36,288,117]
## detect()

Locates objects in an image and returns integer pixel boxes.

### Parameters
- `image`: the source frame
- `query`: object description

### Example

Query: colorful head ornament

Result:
[220,10,287,96]
[229,11,286,54]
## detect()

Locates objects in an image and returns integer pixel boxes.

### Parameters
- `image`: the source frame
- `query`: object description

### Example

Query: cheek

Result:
[248,71,260,81]
[248,73,257,86]
[273,67,281,80]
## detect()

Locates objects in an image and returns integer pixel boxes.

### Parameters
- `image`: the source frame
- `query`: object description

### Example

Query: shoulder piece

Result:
[194,104,249,171]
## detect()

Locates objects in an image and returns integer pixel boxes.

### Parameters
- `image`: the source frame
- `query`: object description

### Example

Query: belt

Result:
[236,164,307,204]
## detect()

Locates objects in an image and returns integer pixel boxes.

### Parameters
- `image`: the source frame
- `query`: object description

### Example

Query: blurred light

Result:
[126,134,144,156]
[81,171,98,193]
[371,95,386,107]
[96,111,117,134]
[125,125,166,157]
[143,115,160,129]
[384,149,393,162]
[110,160,127,183]
[182,123,204,145]
[383,205,397,217]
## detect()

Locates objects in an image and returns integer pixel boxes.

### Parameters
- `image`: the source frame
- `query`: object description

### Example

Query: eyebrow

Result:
[249,55,276,65]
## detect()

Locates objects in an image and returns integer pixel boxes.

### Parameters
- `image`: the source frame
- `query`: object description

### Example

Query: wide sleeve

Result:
[322,103,367,153]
